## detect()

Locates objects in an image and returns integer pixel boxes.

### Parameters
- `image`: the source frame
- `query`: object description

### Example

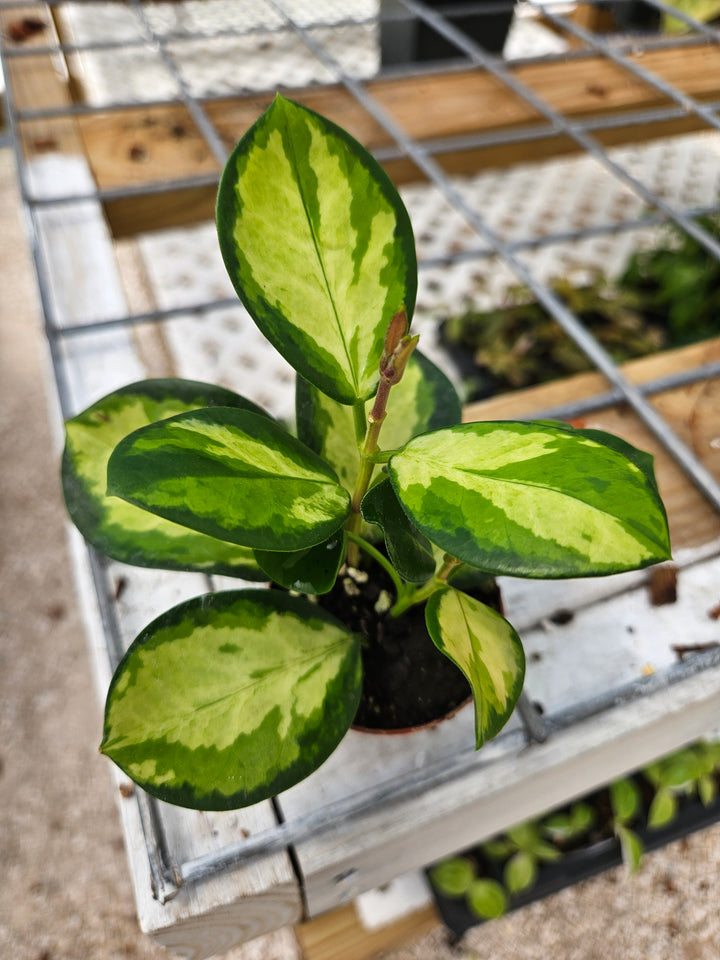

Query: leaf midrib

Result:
[283,114,358,395]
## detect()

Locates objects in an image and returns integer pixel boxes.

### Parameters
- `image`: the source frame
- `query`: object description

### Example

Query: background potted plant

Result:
[61,94,671,812]
[429,737,720,937]
[440,214,720,403]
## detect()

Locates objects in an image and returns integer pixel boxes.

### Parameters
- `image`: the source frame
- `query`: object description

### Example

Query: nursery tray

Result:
[4,3,720,958]
[430,779,720,938]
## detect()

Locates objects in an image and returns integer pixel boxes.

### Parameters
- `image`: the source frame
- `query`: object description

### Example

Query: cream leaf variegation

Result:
[425,587,525,746]
[61,380,267,577]
[107,407,351,551]
[390,421,671,578]
[217,95,417,405]
[101,590,362,810]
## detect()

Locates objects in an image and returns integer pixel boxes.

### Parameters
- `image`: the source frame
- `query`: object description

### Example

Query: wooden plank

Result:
[67,41,720,236]
[463,336,720,550]
[1,3,87,162]
[294,655,720,917]
[297,903,439,960]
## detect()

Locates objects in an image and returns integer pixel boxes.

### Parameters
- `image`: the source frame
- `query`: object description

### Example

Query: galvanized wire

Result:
[3,0,720,897]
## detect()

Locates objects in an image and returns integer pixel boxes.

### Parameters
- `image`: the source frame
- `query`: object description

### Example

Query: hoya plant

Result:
[62,95,671,811]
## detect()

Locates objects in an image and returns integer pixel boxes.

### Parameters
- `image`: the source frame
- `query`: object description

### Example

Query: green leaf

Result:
[658,751,703,788]
[542,813,573,840]
[361,477,436,583]
[296,350,462,494]
[504,851,537,896]
[610,777,641,824]
[482,837,516,860]
[533,840,562,863]
[425,587,525,747]
[570,801,596,835]
[616,825,644,874]
[101,589,362,810]
[62,379,268,578]
[506,822,540,850]
[107,407,351,552]
[647,787,678,829]
[466,878,508,919]
[699,774,717,807]
[429,857,476,898]
[550,422,662,495]
[295,375,363,493]
[662,0,720,33]
[543,805,595,841]
[389,421,671,578]
[217,94,417,405]
[254,533,346,594]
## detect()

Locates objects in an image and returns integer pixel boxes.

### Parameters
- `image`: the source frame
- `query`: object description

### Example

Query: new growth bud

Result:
[380,308,408,374]
[379,308,418,386]
[383,334,419,385]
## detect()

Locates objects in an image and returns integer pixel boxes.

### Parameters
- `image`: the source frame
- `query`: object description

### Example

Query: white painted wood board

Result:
[35,154,302,958]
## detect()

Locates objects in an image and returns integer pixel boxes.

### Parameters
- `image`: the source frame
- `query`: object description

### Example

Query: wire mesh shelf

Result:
[3,0,720,941]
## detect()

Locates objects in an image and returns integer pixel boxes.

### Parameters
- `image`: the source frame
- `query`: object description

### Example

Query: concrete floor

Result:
[2,143,720,960]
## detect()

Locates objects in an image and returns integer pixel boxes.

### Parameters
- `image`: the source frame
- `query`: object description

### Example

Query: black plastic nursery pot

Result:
[429,784,720,939]
[380,0,515,68]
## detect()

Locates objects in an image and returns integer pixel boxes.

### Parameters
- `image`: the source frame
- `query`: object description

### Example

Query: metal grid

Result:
[3,0,720,907]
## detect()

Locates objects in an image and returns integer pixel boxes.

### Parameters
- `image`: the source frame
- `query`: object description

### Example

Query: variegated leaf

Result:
[390,421,671,578]
[425,587,525,747]
[217,95,417,405]
[62,379,266,577]
[360,477,435,582]
[296,350,462,493]
[107,407,351,552]
[254,533,346,594]
[101,590,362,809]
[539,420,661,494]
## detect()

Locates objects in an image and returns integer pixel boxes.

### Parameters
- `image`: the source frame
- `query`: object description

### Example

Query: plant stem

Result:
[345,311,417,567]
[352,400,367,447]
[345,530,405,598]
[346,380,392,566]
[390,554,462,617]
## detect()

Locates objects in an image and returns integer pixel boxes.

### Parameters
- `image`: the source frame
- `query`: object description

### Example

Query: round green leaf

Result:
[390,420,671,578]
[504,851,537,896]
[62,379,267,577]
[101,590,362,810]
[647,787,678,829]
[217,95,417,405]
[107,407,351,552]
[425,587,525,748]
[610,778,641,824]
[466,878,508,919]
[429,857,476,898]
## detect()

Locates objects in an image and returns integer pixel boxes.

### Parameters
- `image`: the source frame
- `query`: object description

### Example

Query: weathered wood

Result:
[1,4,86,162]
[297,903,438,960]
[464,336,720,550]
[67,42,720,236]
[292,653,720,917]
[30,149,303,959]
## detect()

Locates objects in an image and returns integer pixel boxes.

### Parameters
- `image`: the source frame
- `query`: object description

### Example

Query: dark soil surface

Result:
[319,561,500,730]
